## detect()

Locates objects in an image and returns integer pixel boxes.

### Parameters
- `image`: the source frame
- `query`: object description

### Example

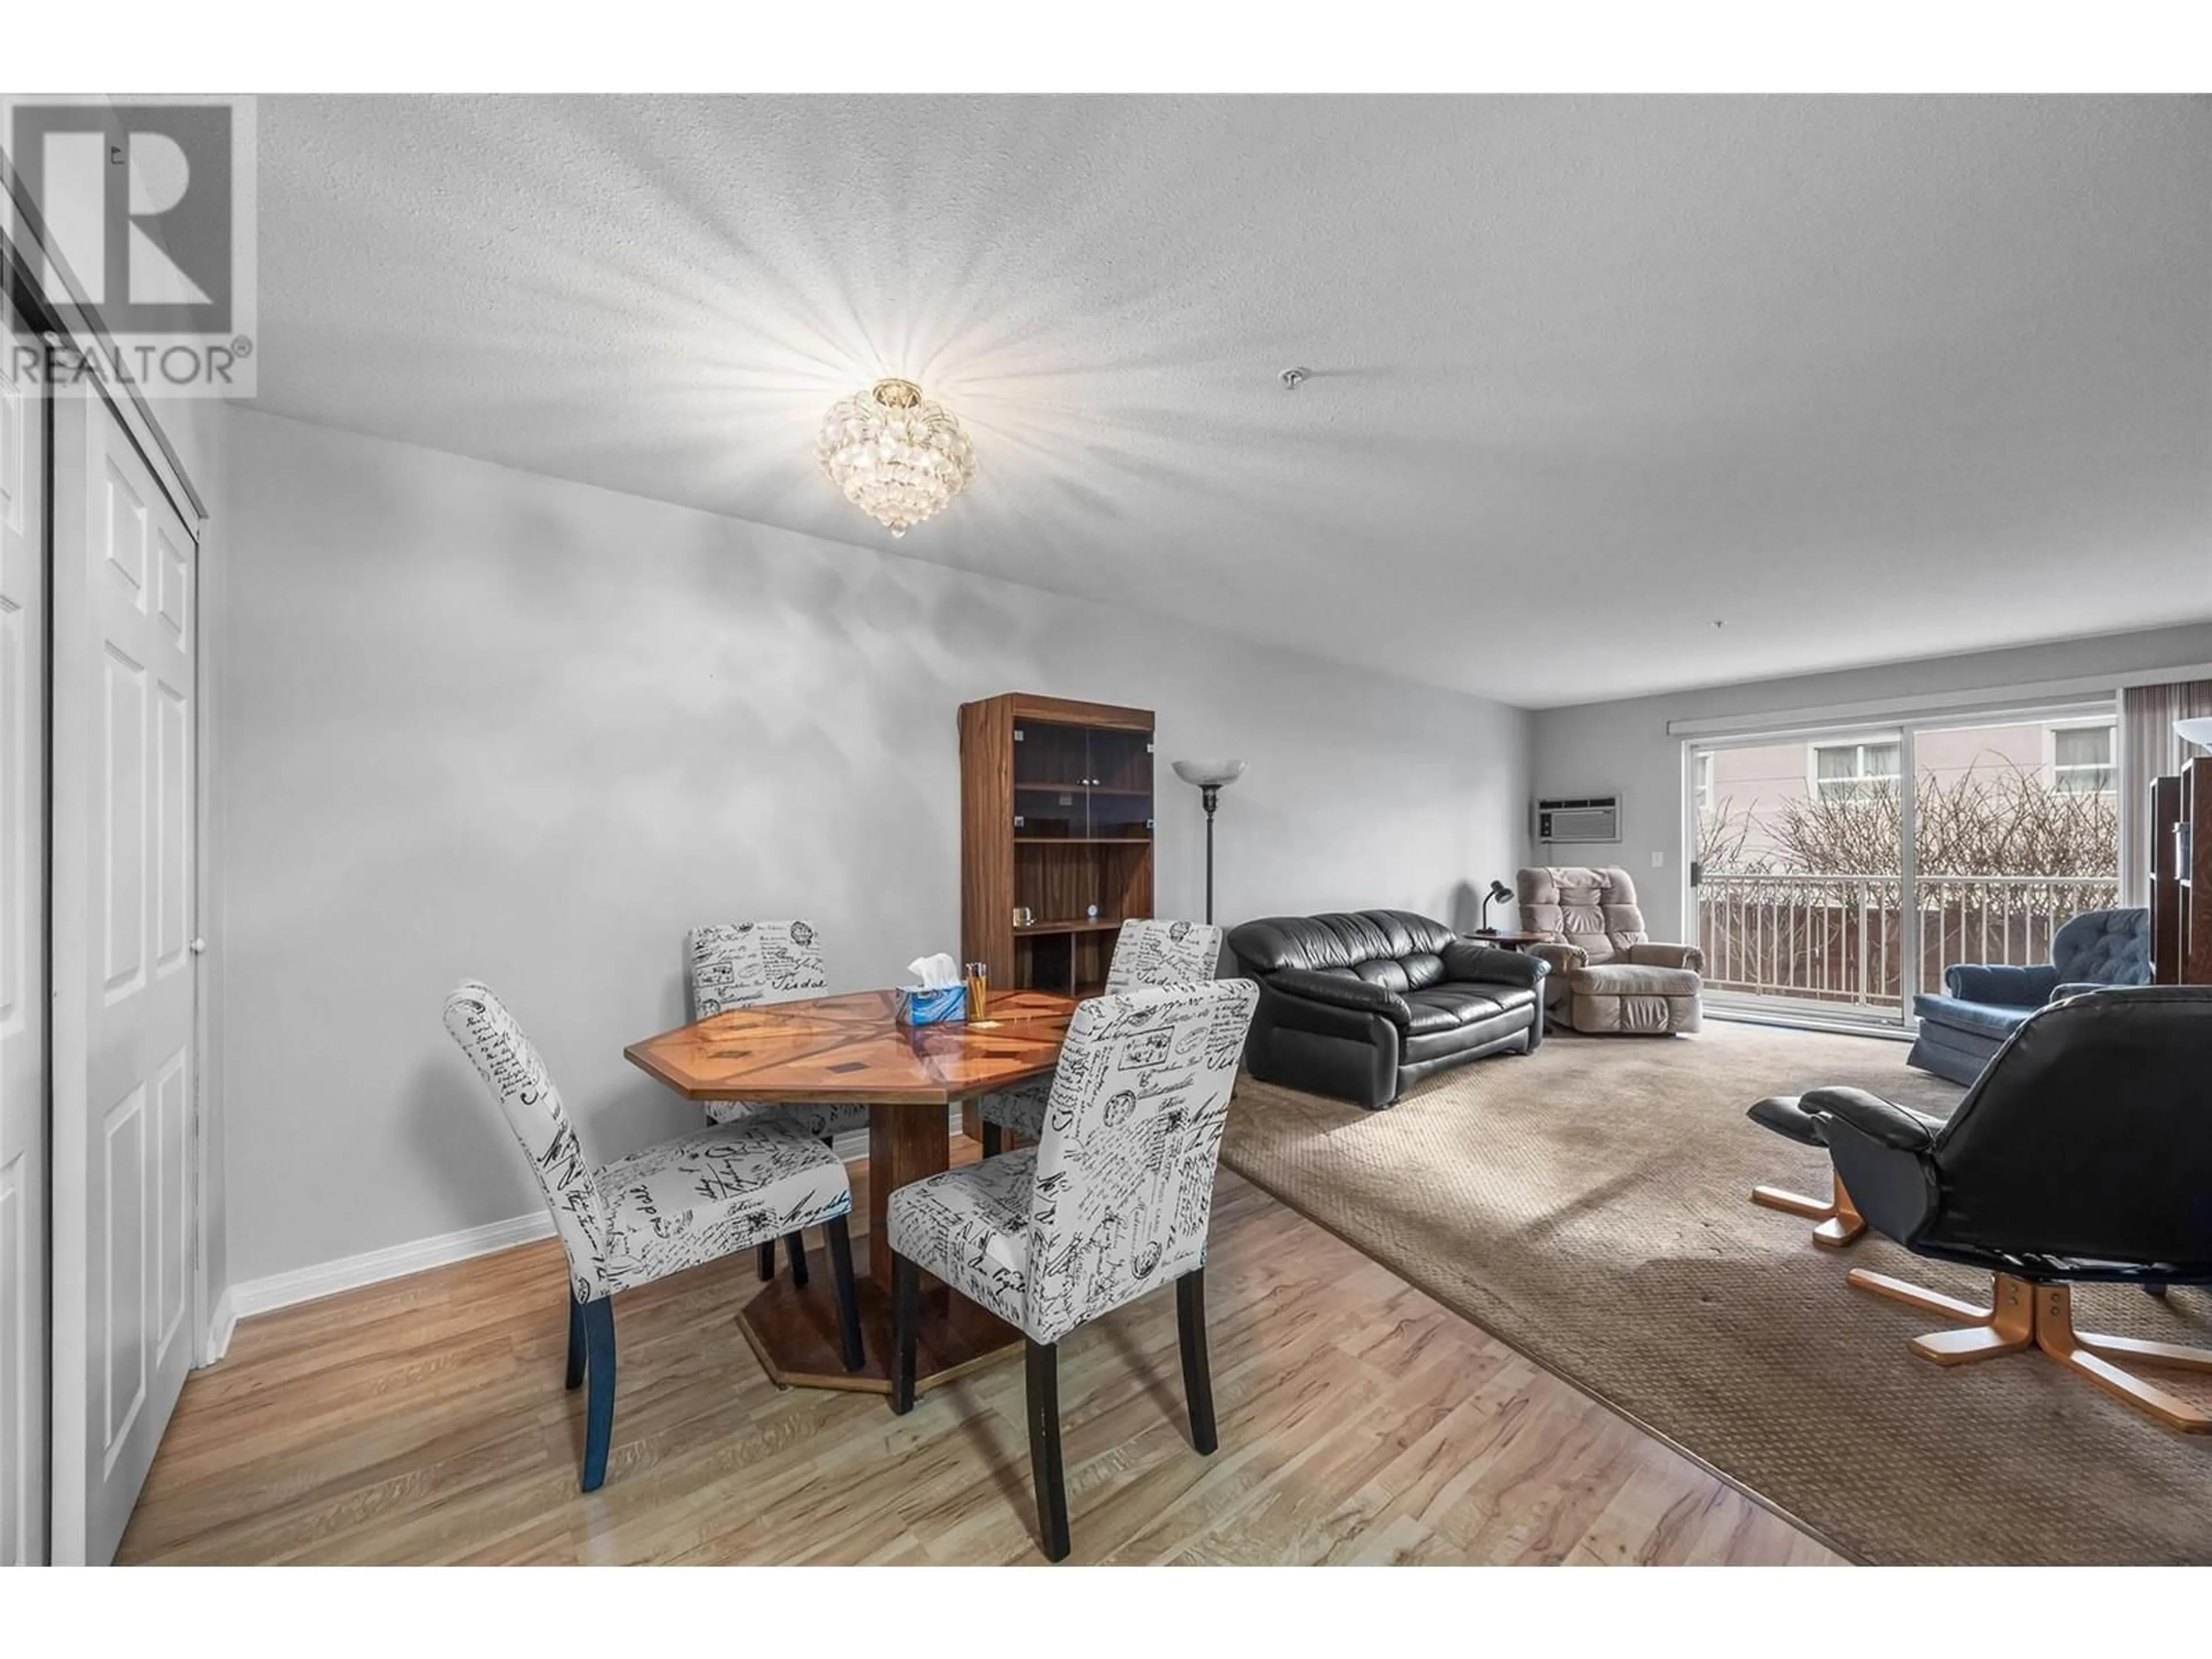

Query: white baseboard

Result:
[229,1209,555,1321]
[224,1106,969,1328]
[200,1287,238,1366]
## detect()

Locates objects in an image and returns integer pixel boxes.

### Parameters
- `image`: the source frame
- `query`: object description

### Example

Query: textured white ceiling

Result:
[248,95,2212,707]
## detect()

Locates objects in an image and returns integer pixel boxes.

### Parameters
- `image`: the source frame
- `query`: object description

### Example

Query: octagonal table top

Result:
[623,987,1077,1106]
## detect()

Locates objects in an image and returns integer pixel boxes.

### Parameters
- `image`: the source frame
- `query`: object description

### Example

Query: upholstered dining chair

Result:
[888,976,1260,1561]
[976,918,1225,1157]
[687,921,870,1282]
[444,981,864,1491]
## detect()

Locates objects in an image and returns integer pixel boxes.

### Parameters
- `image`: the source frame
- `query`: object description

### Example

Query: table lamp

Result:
[1171,759,1246,924]
[1478,879,1514,934]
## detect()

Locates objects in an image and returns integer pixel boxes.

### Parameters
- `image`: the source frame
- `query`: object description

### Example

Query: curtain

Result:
[2118,678,2212,904]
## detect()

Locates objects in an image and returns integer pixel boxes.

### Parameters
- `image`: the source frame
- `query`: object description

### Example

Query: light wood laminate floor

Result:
[118,1161,1841,1565]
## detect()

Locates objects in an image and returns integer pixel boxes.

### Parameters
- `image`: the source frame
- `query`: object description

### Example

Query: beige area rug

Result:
[1222,1021,2212,1565]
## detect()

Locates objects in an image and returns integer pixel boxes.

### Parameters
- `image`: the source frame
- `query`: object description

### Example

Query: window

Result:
[2051,722,2115,794]
[1812,739,1901,802]
[1693,752,1713,814]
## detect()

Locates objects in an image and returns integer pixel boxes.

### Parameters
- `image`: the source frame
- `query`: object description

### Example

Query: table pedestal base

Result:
[738,1272,1022,1396]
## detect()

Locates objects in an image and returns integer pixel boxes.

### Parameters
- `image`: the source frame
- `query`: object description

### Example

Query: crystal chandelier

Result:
[816,377,978,537]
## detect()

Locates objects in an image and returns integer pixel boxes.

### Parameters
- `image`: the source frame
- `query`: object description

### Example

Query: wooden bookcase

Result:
[2148,754,2212,984]
[959,694,1156,998]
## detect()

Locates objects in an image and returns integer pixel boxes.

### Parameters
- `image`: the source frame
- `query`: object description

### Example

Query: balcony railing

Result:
[1695,872,2118,1013]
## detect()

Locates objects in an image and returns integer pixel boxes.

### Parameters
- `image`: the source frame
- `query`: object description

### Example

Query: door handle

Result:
[190,937,208,955]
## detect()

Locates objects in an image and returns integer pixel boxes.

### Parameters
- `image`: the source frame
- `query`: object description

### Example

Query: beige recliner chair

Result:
[1517,866,1704,1035]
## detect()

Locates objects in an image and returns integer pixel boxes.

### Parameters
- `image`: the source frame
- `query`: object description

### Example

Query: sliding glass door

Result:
[1690,728,1911,1023]
[1687,704,2118,1027]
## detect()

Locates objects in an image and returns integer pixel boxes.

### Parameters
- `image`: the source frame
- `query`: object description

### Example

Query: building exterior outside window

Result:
[2050,722,2115,794]
[1810,738,1902,802]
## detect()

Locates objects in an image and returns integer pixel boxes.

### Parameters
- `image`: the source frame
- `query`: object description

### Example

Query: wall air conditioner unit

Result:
[1536,795,1622,844]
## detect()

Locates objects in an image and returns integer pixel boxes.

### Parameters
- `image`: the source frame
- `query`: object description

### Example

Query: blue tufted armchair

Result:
[1906,907,2152,1085]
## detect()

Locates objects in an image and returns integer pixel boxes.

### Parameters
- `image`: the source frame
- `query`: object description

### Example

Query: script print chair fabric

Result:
[977,918,1225,1155]
[444,981,864,1491]
[687,921,869,1282]
[887,976,1260,1560]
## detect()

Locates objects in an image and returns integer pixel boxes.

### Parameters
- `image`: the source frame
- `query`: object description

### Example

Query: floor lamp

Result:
[1172,759,1246,924]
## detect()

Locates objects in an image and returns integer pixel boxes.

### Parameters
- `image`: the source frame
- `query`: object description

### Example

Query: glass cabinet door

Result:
[1085,726,1154,840]
[1013,719,1092,838]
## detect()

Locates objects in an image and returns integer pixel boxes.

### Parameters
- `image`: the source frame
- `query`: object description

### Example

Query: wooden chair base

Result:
[1849,1268,2212,1433]
[1751,1172,1866,1249]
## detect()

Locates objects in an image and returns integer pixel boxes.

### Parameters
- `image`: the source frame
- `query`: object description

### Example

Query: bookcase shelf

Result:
[2149,755,2211,984]
[1013,836,1153,846]
[961,694,1156,997]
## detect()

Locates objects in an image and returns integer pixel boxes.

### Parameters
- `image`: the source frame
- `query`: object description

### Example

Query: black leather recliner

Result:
[1751,985,2212,1431]
[1226,910,1548,1109]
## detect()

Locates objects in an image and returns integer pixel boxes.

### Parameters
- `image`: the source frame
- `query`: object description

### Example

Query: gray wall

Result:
[220,410,1530,1285]
[1530,622,2212,940]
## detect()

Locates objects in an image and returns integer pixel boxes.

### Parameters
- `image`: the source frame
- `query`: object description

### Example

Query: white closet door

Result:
[0,295,50,1566]
[50,375,198,1566]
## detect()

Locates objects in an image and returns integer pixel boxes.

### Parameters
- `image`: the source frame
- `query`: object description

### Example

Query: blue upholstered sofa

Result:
[1906,906,2152,1085]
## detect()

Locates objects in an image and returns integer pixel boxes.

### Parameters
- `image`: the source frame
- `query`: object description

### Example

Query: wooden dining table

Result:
[623,987,1076,1395]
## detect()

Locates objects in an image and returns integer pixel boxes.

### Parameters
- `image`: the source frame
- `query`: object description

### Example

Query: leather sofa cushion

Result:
[1403,1009,1537,1064]
[1565,962,1700,997]
[1401,983,1536,1035]
[1352,950,1449,995]
[1912,993,2033,1039]
[1229,910,1460,976]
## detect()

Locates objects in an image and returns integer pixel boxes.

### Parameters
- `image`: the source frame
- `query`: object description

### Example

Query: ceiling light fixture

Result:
[816,377,978,537]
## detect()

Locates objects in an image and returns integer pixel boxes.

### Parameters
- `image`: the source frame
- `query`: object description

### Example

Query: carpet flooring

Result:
[1221,1020,2212,1565]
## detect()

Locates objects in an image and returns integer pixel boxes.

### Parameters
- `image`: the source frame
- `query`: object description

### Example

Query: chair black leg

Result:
[891,1252,921,1414]
[580,1296,617,1492]
[825,1215,865,1372]
[565,1291,586,1391]
[784,1230,810,1288]
[1026,1338,1071,1562]
[982,1122,1002,1158]
[1177,1267,1219,1455]
[757,1241,776,1282]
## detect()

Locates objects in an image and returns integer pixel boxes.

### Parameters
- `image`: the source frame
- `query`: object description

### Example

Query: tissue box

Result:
[896,984,968,1027]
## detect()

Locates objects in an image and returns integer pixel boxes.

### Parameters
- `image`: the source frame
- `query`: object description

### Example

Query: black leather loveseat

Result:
[1226,910,1548,1109]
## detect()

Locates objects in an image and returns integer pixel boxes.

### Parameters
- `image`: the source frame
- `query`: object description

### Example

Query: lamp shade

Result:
[2176,717,2212,751]
[1172,759,1247,789]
